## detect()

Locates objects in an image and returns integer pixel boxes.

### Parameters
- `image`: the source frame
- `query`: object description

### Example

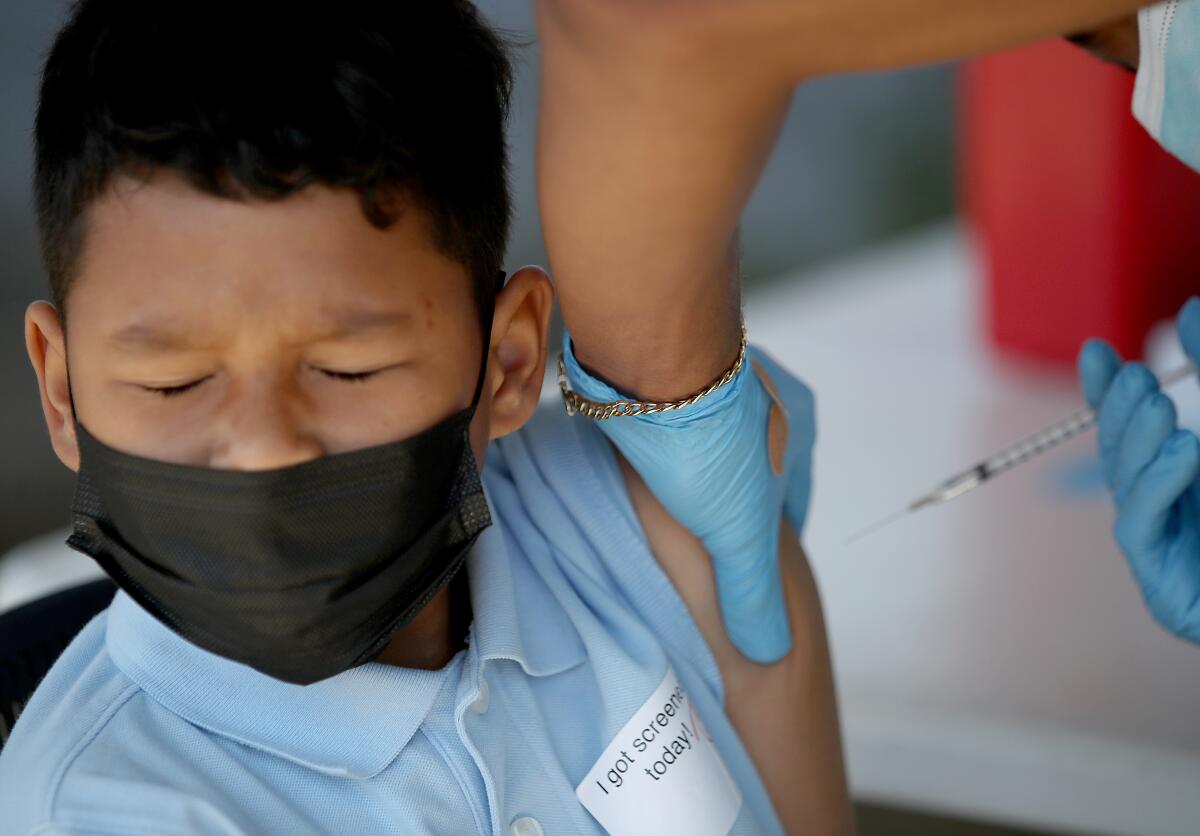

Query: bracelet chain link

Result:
[557,321,748,420]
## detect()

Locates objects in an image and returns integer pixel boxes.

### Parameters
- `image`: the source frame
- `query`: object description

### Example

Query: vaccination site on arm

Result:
[0,0,1198,834]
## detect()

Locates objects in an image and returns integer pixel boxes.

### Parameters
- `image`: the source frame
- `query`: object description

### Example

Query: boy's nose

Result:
[208,396,323,472]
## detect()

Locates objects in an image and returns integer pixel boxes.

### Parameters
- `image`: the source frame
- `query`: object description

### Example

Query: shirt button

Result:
[469,680,490,715]
[510,816,543,836]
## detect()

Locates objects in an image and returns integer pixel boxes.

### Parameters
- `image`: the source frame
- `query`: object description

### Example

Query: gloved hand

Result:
[562,332,815,663]
[1078,297,1200,643]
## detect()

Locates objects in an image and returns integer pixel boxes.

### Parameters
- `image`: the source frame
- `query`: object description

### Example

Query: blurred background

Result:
[6,2,1200,835]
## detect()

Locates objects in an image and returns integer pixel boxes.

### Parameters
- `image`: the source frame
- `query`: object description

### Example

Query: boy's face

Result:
[27,171,552,472]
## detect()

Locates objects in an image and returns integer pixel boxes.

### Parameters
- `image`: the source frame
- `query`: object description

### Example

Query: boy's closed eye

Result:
[138,377,212,398]
[315,368,383,383]
[138,365,391,397]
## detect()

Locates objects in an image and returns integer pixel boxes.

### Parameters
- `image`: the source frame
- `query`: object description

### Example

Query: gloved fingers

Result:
[1180,297,1200,371]
[746,347,816,447]
[750,358,789,476]
[783,448,813,535]
[1079,339,1122,409]
[1098,363,1159,486]
[747,348,816,534]
[1115,431,1200,557]
[709,522,792,664]
[1114,393,1178,505]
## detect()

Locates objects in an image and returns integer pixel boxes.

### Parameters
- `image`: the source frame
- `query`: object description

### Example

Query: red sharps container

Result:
[962,39,1200,367]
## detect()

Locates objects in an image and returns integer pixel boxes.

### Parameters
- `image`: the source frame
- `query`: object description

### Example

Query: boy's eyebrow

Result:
[106,310,416,351]
[318,310,415,341]
[107,322,209,352]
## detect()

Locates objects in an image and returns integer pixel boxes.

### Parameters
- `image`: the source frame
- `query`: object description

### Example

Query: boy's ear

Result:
[26,301,80,471]
[487,266,555,440]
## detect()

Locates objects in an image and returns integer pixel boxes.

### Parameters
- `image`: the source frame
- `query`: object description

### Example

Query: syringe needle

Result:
[844,360,1197,544]
[845,507,909,545]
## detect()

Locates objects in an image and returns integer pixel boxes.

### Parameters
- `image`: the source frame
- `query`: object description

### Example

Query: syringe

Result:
[849,361,1198,543]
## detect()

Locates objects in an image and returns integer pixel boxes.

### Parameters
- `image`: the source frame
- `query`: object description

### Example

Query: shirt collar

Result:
[104,490,585,779]
[106,589,454,779]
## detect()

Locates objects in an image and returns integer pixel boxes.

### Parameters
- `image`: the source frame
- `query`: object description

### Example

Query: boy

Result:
[0,1,848,833]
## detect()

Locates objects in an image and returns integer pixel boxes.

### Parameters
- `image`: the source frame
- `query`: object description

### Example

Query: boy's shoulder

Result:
[505,400,598,457]
[484,400,657,563]
[488,404,723,685]
[489,402,646,543]
[0,610,230,835]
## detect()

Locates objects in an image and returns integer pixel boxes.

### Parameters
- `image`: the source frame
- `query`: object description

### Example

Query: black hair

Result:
[34,0,513,315]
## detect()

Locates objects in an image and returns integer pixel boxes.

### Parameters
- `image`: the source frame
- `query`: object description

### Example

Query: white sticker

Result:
[576,667,742,836]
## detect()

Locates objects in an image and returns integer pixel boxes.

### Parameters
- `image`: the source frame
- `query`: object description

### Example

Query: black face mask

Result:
[66,285,500,685]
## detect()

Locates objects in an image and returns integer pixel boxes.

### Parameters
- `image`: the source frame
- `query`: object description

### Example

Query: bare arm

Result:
[536,0,1147,403]
[540,1,1151,80]
[742,0,1149,75]
[621,458,853,835]
[533,11,844,823]
[1068,14,1140,70]
[536,2,791,401]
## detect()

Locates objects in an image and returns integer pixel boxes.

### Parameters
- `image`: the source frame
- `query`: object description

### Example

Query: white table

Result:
[745,224,1200,836]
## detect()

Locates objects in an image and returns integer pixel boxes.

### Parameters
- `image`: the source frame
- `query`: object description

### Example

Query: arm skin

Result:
[535,0,1148,402]
[538,1,1152,80]
[621,457,853,835]
[1068,15,1140,70]
[536,1,792,402]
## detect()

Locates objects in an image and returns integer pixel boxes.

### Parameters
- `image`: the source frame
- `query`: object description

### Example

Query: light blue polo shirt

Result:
[0,407,783,835]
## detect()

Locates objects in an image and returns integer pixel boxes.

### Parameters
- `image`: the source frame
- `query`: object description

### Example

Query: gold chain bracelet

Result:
[557,321,748,420]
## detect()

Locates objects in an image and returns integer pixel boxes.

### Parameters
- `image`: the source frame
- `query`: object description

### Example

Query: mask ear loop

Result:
[61,316,83,435]
[467,271,506,409]
[60,321,107,463]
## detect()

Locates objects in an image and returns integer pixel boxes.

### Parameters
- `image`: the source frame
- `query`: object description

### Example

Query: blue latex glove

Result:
[1077,297,1200,643]
[562,332,815,663]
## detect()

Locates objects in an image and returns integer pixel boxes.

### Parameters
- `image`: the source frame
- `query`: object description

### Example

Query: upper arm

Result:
[618,455,853,835]
[535,1,790,401]
[538,0,1151,78]
[535,0,1146,404]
